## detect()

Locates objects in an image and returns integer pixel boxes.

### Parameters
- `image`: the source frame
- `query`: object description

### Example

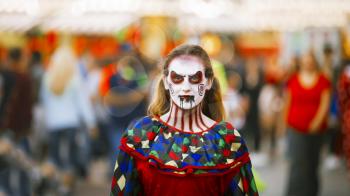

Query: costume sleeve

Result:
[225,160,258,196]
[223,123,259,196]
[110,149,141,196]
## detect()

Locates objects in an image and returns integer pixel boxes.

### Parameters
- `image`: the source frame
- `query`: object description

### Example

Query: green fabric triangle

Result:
[204,161,215,166]
[218,129,227,135]
[128,129,134,136]
[172,144,182,153]
[194,170,206,174]
[149,150,159,158]
[183,137,190,145]
[219,139,225,148]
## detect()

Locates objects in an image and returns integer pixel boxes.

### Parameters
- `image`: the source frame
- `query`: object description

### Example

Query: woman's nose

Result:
[182,80,191,93]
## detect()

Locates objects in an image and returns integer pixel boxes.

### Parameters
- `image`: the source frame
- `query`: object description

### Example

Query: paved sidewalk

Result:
[253,143,350,196]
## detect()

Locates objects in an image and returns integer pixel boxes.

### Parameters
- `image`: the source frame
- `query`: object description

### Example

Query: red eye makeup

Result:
[189,71,203,84]
[170,71,184,84]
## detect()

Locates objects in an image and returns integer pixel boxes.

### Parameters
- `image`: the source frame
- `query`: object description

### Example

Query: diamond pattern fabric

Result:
[111,116,258,195]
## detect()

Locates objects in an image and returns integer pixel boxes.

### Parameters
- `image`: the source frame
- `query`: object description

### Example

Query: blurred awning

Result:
[178,0,350,32]
[0,0,138,34]
[0,0,349,33]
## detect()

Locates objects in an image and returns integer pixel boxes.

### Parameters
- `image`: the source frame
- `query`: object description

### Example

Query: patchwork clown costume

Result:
[111,116,258,196]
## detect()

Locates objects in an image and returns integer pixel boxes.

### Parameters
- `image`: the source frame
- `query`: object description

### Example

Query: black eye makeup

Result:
[189,71,203,84]
[170,71,184,84]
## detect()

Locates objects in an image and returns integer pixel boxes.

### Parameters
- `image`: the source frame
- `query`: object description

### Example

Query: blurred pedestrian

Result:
[338,60,350,175]
[321,45,343,170]
[283,51,331,196]
[240,57,266,167]
[260,55,285,158]
[223,70,246,131]
[0,47,34,196]
[40,45,96,194]
[103,53,148,175]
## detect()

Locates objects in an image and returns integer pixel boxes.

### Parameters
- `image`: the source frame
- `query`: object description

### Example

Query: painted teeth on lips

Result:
[179,95,194,102]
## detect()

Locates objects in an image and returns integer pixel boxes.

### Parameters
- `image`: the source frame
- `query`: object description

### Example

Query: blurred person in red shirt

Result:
[338,60,350,176]
[283,50,331,196]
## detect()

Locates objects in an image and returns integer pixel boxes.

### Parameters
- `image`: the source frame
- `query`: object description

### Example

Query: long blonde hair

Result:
[148,44,225,122]
[46,45,77,95]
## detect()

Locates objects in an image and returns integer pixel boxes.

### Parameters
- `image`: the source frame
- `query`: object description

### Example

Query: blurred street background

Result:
[0,0,350,195]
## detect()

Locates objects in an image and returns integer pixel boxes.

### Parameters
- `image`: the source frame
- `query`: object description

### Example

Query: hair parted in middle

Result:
[148,44,225,122]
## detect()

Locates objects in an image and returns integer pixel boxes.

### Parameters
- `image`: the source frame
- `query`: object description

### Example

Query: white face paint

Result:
[164,56,212,110]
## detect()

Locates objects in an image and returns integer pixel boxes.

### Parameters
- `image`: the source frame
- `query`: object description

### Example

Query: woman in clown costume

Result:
[110,45,258,195]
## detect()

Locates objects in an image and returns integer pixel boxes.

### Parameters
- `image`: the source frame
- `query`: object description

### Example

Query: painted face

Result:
[164,56,212,110]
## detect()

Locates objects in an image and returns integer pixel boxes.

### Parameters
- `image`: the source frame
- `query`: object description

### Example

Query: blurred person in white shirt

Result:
[40,44,96,194]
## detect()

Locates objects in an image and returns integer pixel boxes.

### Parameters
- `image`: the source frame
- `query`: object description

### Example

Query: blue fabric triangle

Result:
[143,117,152,124]
[135,121,143,129]
[152,142,164,151]
[174,136,183,145]
[136,148,145,156]
[204,133,215,140]
[191,153,202,162]
[214,133,222,139]
[182,162,189,167]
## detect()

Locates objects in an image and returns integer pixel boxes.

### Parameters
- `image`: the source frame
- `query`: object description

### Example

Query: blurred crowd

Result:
[0,34,349,196]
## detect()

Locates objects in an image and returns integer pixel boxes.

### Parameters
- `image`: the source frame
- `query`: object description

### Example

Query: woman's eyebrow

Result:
[171,71,185,77]
[189,71,203,77]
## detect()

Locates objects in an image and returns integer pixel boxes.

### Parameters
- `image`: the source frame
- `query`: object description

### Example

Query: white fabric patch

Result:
[165,160,178,168]
[231,143,241,151]
[182,153,189,161]
[117,175,126,189]
[141,140,150,148]
[190,146,201,153]
[163,132,172,139]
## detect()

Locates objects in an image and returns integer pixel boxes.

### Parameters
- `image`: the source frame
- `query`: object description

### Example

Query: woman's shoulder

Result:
[206,121,246,153]
[121,116,160,144]
[126,116,157,130]
[215,121,242,137]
